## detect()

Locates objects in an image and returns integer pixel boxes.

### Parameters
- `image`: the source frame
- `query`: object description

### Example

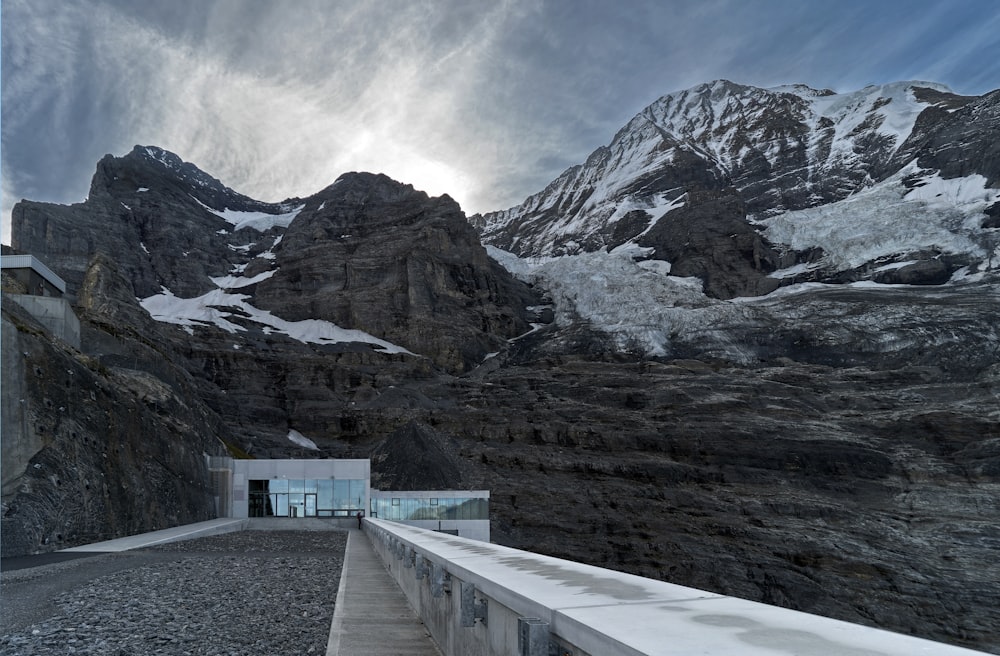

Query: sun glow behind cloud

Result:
[1,0,522,241]
[3,0,998,245]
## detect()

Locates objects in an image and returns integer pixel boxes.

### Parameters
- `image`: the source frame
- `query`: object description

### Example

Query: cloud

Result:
[3,0,998,246]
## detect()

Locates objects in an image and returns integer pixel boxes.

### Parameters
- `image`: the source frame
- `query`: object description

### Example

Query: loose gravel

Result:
[0,530,348,656]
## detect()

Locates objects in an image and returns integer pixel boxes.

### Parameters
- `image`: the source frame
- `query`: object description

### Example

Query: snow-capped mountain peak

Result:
[472,80,997,298]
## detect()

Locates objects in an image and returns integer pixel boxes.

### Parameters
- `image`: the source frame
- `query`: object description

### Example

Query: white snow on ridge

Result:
[798,82,943,158]
[767,262,822,279]
[189,195,305,232]
[904,170,998,209]
[139,286,415,354]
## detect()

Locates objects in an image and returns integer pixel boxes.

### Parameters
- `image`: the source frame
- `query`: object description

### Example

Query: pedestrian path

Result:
[326,528,442,656]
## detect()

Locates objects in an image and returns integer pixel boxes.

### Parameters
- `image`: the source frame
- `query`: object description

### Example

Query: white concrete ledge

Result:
[60,519,249,552]
[366,518,988,656]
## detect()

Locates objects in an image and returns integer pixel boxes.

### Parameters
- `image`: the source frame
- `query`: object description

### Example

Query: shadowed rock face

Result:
[1,293,224,556]
[369,420,464,491]
[6,132,1000,655]
[11,146,285,300]
[355,353,1000,654]
[636,188,786,299]
[252,172,536,372]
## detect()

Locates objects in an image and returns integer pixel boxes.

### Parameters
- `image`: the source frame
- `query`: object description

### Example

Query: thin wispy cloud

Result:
[3,0,998,244]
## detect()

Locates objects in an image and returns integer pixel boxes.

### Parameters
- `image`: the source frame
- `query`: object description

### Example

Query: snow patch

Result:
[210,270,276,290]
[139,286,415,354]
[874,260,918,272]
[190,195,305,232]
[768,262,823,279]
[287,429,319,451]
[209,204,305,232]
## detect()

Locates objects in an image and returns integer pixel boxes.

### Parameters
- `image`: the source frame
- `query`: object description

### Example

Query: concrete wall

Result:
[365,518,989,656]
[6,295,80,349]
[1,315,38,498]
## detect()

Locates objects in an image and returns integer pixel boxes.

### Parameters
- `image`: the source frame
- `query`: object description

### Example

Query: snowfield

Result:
[761,163,998,271]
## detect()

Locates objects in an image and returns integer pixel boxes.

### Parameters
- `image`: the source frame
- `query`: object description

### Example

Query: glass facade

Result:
[248,479,365,517]
[371,496,489,521]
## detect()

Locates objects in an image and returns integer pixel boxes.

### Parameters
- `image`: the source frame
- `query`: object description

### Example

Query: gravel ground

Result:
[0,530,348,656]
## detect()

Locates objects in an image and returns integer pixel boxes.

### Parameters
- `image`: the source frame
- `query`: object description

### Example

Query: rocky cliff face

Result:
[251,172,534,372]
[6,75,1000,656]
[1,268,227,555]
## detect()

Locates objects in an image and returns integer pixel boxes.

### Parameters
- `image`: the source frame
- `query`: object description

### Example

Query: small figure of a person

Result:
[356,510,364,529]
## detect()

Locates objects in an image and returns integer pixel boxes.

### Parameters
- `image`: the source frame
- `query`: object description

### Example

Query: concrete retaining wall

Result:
[365,518,988,656]
[6,295,80,349]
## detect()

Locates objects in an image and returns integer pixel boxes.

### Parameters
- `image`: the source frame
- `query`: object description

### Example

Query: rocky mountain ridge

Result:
[5,77,1000,653]
[471,80,1000,299]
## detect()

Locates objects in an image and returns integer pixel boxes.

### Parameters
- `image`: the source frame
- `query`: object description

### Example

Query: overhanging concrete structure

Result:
[2,254,80,349]
[1,254,66,296]
[366,518,988,656]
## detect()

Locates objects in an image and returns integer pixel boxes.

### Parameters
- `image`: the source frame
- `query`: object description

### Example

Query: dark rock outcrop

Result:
[636,188,785,298]
[252,173,535,371]
[369,420,464,490]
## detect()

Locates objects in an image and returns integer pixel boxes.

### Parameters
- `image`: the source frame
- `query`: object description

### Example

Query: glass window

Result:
[269,479,289,493]
[349,480,365,507]
[272,493,288,516]
[317,480,334,509]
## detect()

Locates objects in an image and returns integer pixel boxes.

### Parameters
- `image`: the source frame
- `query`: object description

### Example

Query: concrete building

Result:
[1,254,81,349]
[209,456,489,541]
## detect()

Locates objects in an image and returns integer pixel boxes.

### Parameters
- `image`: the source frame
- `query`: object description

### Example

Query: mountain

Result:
[5,77,1000,656]
[13,146,536,372]
[471,81,1000,299]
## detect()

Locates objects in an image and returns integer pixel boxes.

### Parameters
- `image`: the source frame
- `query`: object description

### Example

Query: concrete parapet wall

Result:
[365,518,988,656]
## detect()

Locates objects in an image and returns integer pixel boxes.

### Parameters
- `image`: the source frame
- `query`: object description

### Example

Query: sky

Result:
[2,0,999,244]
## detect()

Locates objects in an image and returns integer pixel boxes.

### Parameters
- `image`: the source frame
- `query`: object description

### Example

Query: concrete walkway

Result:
[327,528,442,656]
